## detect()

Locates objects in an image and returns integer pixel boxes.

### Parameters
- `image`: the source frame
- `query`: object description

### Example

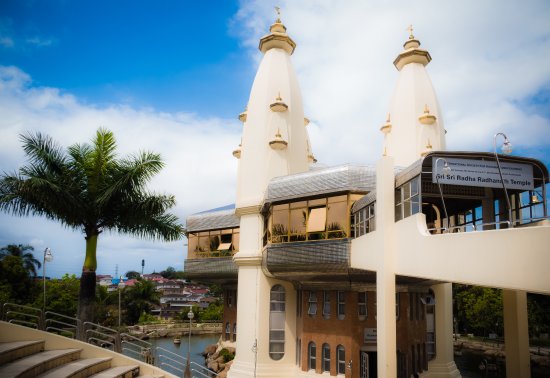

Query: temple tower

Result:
[382,26,446,167]
[229,11,311,378]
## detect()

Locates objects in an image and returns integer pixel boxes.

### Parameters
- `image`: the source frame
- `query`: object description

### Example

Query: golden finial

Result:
[386,113,391,122]
[276,92,282,101]
[424,104,430,114]
[383,146,387,156]
[275,128,282,137]
[407,24,414,39]
[275,6,281,23]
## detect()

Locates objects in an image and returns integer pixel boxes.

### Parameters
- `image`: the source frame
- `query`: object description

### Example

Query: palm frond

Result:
[20,132,67,174]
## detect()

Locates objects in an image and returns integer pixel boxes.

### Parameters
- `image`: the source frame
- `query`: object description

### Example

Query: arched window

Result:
[322,343,330,372]
[308,342,316,371]
[233,323,237,342]
[336,345,345,374]
[225,322,230,341]
[269,285,285,360]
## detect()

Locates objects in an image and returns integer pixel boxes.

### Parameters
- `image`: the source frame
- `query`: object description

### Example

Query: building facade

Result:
[184,14,550,378]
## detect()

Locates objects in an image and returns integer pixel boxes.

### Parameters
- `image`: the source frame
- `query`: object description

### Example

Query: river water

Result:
[125,334,221,377]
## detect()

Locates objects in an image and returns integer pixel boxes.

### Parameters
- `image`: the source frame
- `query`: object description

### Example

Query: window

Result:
[296,338,301,367]
[297,290,302,317]
[395,177,420,221]
[337,345,346,375]
[308,342,316,371]
[190,227,240,257]
[354,202,376,237]
[226,289,234,307]
[322,343,330,372]
[396,293,400,320]
[233,323,237,342]
[269,195,353,243]
[337,291,345,320]
[225,322,230,341]
[269,285,285,360]
[308,291,317,316]
[323,291,331,319]
[358,292,367,319]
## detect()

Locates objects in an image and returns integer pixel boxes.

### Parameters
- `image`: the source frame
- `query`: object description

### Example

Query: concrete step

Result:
[0,348,81,378]
[87,365,140,378]
[36,357,112,378]
[0,340,45,365]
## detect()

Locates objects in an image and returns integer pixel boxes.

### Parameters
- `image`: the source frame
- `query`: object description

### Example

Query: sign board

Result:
[364,328,377,343]
[432,157,534,190]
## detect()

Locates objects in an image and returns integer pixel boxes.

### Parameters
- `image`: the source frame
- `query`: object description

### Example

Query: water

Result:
[125,334,221,377]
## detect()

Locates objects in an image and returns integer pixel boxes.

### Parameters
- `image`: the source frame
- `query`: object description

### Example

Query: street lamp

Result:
[43,248,53,314]
[118,276,125,327]
[184,308,194,378]
[434,157,452,231]
[493,133,513,226]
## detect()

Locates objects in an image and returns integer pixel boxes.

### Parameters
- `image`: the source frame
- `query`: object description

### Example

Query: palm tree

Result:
[0,129,183,322]
[122,279,160,324]
[0,244,41,276]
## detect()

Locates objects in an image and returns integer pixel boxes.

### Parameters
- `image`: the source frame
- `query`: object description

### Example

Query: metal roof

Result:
[351,191,377,213]
[186,207,239,233]
[265,164,376,203]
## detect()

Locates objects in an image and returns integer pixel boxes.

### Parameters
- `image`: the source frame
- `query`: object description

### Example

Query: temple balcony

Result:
[350,152,550,294]
[183,205,239,283]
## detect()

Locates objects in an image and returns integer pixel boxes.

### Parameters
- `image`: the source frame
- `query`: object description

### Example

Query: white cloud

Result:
[25,36,54,47]
[0,36,14,47]
[0,65,241,276]
[235,0,550,163]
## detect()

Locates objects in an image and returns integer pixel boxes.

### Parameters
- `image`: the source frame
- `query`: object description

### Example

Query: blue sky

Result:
[1,0,549,278]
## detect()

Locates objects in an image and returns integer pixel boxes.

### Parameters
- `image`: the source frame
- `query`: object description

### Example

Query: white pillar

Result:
[503,289,531,378]
[375,156,397,377]
[427,283,461,378]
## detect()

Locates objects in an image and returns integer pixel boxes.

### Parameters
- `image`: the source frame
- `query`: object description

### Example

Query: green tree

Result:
[0,255,38,304]
[0,129,183,323]
[122,279,160,325]
[125,270,141,279]
[33,274,80,317]
[160,266,177,279]
[0,244,41,277]
[455,285,503,336]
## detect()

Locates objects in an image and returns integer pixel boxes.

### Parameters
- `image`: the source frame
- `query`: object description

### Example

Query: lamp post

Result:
[493,133,513,226]
[184,308,194,378]
[434,157,452,231]
[118,276,125,327]
[42,248,53,314]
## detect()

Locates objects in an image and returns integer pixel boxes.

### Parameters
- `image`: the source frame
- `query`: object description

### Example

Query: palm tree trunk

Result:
[77,234,98,323]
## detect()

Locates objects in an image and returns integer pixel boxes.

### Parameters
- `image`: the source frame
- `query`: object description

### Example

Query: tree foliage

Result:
[0,129,184,322]
[454,285,503,336]
[0,244,41,277]
[0,254,38,304]
[122,279,160,325]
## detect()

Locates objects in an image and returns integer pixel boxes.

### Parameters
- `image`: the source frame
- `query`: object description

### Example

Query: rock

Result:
[203,344,217,357]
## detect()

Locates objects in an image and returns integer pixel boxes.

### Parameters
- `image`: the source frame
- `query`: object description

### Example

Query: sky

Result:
[0,0,549,278]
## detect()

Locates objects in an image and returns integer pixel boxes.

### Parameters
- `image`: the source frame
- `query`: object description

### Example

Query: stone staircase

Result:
[0,340,162,378]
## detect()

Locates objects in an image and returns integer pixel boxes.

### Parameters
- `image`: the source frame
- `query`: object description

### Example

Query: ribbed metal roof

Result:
[351,191,377,213]
[186,206,239,233]
[265,164,376,203]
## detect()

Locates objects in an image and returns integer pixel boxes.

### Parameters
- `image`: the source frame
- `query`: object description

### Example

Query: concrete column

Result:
[503,289,531,378]
[427,283,461,378]
[375,156,397,377]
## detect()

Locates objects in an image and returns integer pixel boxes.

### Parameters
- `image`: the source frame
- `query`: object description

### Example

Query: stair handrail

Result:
[45,310,81,339]
[157,346,185,375]
[191,361,219,376]
[83,321,121,352]
[120,332,155,364]
[2,303,42,329]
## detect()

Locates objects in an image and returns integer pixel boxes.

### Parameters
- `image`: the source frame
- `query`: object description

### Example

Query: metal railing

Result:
[427,215,550,234]
[2,302,221,377]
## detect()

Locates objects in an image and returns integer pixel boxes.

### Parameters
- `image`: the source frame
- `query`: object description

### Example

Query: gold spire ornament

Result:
[269,128,288,150]
[380,113,392,134]
[232,140,242,159]
[238,105,248,123]
[258,6,296,54]
[270,92,288,112]
[418,104,437,125]
[421,139,433,157]
[407,24,414,39]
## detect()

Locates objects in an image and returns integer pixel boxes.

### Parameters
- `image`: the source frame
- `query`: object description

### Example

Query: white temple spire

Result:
[384,29,446,166]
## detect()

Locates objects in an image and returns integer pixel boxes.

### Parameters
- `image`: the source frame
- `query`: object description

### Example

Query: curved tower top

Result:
[382,26,446,167]
[235,14,311,209]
